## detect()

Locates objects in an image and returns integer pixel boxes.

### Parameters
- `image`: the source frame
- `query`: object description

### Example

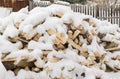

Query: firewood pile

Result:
[0,4,120,79]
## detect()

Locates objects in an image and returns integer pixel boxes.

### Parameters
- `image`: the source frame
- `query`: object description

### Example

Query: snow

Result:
[28,40,53,50]
[19,12,49,33]
[0,4,120,79]
[45,59,85,79]
[3,23,19,38]
[0,7,12,18]
[88,36,107,56]
[0,36,21,53]
[96,20,119,34]
[46,4,72,15]
[107,71,120,79]
[55,1,70,6]
[0,54,7,79]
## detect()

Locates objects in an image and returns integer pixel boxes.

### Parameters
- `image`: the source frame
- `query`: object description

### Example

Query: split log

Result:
[64,19,73,25]
[106,47,120,51]
[32,67,40,72]
[68,38,81,50]
[104,42,118,49]
[115,55,120,60]
[23,32,38,40]
[47,29,56,35]
[105,62,118,72]
[76,25,86,35]
[14,22,20,29]
[20,30,38,40]
[56,32,67,44]
[71,25,76,31]
[42,51,51,55]
[87,57,95,66]
[34,61,43,68]
[33,33,41,41]
[94,52,101,58]
[27,57,36,62]
[17,37,29,43]
[53,38,61,45]
[2,58,16,62]
[56,43,65,50]
[72,30,80,40]
[81,52,88,58]
[47,29,67,44]
[90,29,97,36]
[114,65,120,70]
[8,36,28,44]
[48,56,61,63]
[16,59,35,68]
[83,18,94,26]
[54,11,63,18]
[68,30,73,39]
[25,66,30,71]
[14,68,20,75]
[74,38,79,44]
[2,61,16,70]
[43,56,48,62]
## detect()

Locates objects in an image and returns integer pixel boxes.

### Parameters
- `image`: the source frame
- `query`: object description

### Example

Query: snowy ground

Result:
[0,7,12,18]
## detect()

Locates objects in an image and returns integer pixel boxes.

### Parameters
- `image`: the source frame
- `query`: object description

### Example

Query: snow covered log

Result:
[0,4,120,79]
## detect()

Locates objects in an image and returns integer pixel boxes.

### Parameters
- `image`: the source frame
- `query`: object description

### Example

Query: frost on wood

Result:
[0,4,120,79]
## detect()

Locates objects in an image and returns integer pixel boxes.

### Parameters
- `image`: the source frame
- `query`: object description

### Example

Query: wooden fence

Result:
[29,1,120,26]
[71,4,120,26]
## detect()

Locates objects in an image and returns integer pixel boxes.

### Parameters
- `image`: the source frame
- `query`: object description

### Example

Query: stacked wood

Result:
[0,4,120,79]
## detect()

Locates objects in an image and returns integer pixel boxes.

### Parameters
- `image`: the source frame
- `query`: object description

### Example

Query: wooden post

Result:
[0,0,4,6]
[12,0,28,11]
[4,0,12,7]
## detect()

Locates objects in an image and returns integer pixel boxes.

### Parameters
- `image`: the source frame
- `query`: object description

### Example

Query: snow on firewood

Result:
[0,4,120,79]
